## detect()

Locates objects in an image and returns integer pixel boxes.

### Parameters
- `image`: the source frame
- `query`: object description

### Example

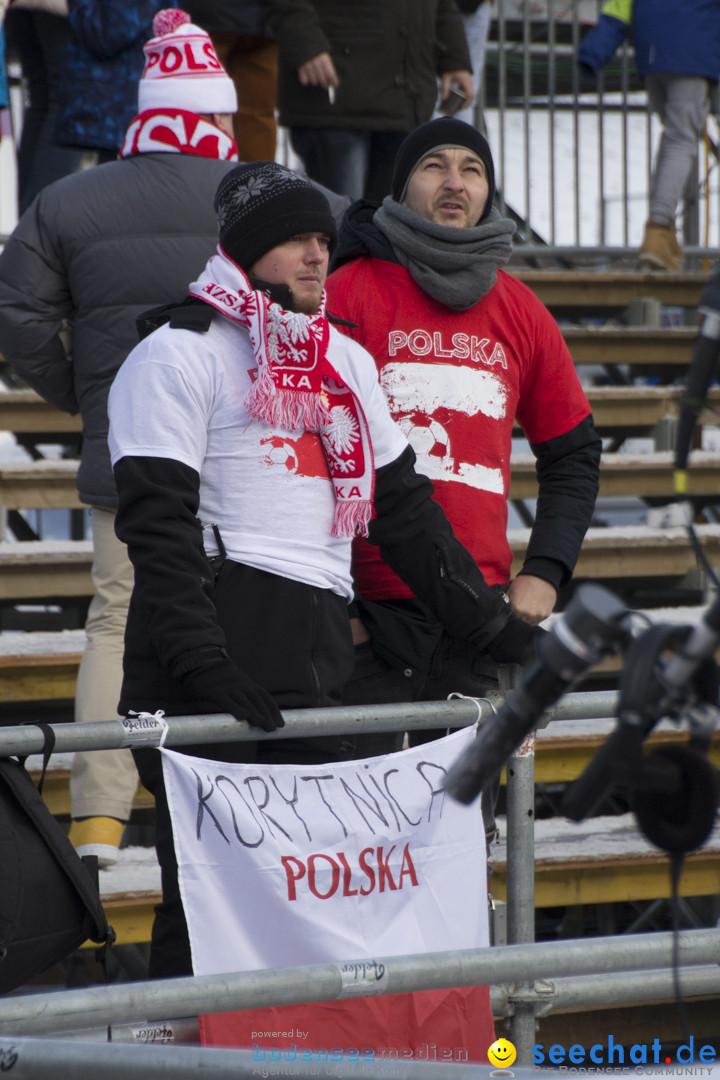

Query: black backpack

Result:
[0,730,115,995]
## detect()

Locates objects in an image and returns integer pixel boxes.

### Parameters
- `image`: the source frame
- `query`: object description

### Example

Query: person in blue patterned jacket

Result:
[0,25,7,113]
[579,0,720,272]
[55,0,179,159]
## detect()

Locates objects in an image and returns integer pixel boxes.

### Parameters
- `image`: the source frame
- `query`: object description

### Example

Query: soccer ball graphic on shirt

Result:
[397,416,454,473]
[261,436,299,473]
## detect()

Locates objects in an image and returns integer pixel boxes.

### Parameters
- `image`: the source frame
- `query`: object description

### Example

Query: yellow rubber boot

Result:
[69,816,125,868]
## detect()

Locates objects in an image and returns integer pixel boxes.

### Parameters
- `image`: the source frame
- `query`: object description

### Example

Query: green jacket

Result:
[603,0,632,26]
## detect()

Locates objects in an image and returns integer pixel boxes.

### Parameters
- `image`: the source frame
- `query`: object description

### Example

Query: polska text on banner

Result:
[160,726,494,1057]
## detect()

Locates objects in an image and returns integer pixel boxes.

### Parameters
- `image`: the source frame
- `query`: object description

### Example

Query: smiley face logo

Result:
[487,1038,517,1068]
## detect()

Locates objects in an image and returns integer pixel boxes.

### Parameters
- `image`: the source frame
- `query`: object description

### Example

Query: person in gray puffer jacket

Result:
[0,7,349,871]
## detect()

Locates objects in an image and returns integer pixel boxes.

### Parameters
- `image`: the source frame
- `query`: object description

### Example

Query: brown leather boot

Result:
[639,220,683,272]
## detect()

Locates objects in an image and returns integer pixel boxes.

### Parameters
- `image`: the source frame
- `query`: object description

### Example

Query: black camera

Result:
[443,583,631,805]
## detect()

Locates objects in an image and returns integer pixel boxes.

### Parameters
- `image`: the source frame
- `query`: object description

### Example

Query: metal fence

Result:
[3,0,720,259]
[1,695,719,1069]
[482,0,720,257]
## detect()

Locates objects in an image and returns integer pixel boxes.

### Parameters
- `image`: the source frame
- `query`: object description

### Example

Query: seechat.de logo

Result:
[533,1035,718,1068]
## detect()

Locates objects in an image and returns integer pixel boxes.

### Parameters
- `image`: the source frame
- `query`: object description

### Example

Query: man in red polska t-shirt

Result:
[326,117,601,844]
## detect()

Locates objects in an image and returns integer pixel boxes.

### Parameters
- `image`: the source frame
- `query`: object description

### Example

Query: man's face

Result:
[402,147,489,228]
[249,232,330,314]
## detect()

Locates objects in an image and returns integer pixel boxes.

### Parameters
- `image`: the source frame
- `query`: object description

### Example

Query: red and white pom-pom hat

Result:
[138,9,237,114]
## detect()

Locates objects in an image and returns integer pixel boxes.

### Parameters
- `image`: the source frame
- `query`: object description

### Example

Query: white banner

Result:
[161,726,488,978]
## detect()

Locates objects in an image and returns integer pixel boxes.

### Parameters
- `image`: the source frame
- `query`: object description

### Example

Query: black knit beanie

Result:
[214,161,337,271]
[391,118,496,223]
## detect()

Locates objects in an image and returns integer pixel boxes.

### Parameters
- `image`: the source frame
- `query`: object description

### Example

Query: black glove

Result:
[172,646,285,733]
[484,618,546,667]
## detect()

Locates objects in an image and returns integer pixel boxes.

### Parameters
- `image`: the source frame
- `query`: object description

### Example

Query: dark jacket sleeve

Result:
[113,455,227,673]
[435,0,474,73]
[0,195,78,414]
[368,445,537,660]
[267,0,331,68]
[522,414,602,591]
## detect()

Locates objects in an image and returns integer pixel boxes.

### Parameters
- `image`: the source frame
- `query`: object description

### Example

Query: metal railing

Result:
[1,694,718,1067]
[3,1,720,260]
[483,0,720,257]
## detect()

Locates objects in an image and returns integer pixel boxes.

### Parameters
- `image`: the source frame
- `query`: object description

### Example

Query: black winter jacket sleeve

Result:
[369,445,541,665]
[522,414,602,591]
[113,455,228,673]
[0,197,78,415]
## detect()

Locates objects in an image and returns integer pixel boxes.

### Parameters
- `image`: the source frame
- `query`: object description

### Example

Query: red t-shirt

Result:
[326,258,591,598]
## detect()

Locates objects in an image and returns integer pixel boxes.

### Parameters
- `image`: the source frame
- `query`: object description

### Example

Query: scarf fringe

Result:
[189,251,375,538]
[246,370,332,432]
[332,499,374,539]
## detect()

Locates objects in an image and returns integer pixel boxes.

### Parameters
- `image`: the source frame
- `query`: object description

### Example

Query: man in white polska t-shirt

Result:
[108,161,541,977]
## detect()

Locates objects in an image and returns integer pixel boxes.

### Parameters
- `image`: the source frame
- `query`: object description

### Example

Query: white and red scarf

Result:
[119,108,238,161]
[189,248,375,538]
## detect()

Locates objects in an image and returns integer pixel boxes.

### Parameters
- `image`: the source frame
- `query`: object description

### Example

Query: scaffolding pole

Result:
[505,737,537,1055]
[0,930,717,1037]
[0,1040,546,1080]
[0,690,619,757]
[45,964,720,1044]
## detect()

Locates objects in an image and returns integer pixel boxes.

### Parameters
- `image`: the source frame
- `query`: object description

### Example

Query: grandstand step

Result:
[0,390,82,434]
[95,847,161,947]
[0,540,92,599]
[510,523,720,581]
[0,460,81,509]
[21,749,152,818]
[561,326,697,368]
[0,628,84,701]
[582,385,720,430]
[530,716,720,786]
[508,269,708,313]
[91,812,720,946]
[490,813,720,908]
[0,528,716,604]
[5,449,720,512]
[510,450,720,500]
[2,373,717,438]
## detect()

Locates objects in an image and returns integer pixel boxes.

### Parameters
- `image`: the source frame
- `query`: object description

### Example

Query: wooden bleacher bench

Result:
[490,814,720,909]
[96,846,161,947]
[582,385,720,431]
[520,384,719,441]
[0,539,92,600]
[3,448,719,512]
[510,524,720,581]
[2,374,717,438]
[532,716,720,785]
[507,269,708,313]
[561,325,697,368]
[0,390,82,434]
[0,460,82,510]
[21,751,152,819]
[510,450,720,500]
[88,813,720,946]
[9,601,713,794]
[13,384,715,440]
[0,527,716,604]
[0,628,84,703]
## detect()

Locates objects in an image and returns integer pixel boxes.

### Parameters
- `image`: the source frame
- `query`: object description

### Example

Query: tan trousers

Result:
[70,506,138,821]
[209,32,278,163]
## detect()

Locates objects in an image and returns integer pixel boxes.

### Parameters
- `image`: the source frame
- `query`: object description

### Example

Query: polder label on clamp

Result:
[336,960,387,998]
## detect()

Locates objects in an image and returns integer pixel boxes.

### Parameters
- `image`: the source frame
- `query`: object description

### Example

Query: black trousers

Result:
[133,561,356,977]
[341,601,504,845]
